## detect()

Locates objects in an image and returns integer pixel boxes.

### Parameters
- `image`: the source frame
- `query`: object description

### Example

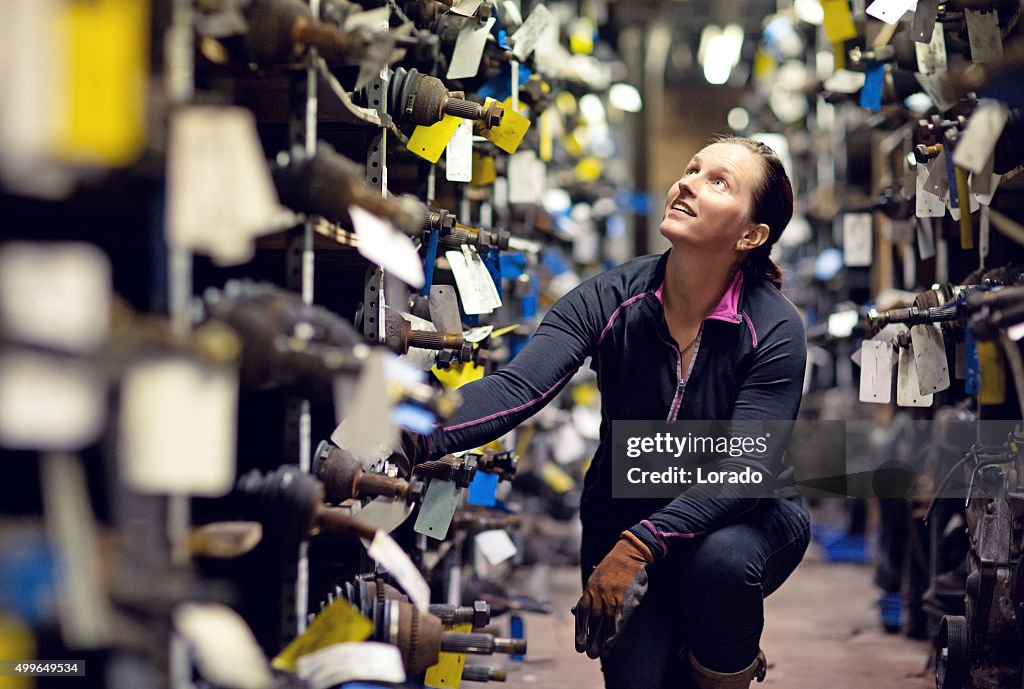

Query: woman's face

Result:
[658,142,766,256]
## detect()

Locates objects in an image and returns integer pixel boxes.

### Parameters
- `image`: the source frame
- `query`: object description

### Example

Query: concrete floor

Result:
[486,547,935,689]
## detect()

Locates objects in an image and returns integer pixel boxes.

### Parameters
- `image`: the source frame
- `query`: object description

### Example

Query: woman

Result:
[413,137,811,689]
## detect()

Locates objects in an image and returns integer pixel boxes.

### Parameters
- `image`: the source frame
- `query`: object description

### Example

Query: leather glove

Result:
[572,531,654,659]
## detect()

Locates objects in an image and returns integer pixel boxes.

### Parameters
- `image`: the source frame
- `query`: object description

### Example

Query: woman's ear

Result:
[736,223,770,251]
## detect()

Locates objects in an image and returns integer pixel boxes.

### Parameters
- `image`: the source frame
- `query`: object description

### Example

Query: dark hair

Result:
[712,136,793,289]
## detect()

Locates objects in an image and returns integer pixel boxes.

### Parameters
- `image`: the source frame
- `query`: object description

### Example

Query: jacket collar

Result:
[652,252,744,323]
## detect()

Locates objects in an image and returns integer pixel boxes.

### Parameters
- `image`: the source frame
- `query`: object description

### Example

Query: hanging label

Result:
[822,0,858,43]
[972,170,1000,207]
[824,69,866,94]
[915,22,947,73]
[173,603,274,689]
[432,361,486,389]
[912,0,939,42]
[0,351,106,451]
[414,479,461,540]
[446,119,475,182]
[119,357,237,496]
[965,9,1003,63]
[479,99,531,153]
[915,72,959,111]
[896,346,934,407]
[507,150,544,204]
[859,340,893,404]
[946,171,980,221]
[0,242,111,354]
[332,350,399,467]
[272,599,373,672]
[447,17,496,79]
[922,150,949,197]
[352,496,415,533]
[168,106,286,266]
[952,102,1008,174]
[475,529,518,565]
[964,329,980,394]
[916,217,937,260]
[471,152,498,185]
[977,340,1006,405]
[365,530,431,611]
[467,471,499,506]
[351,206,425,288]
[451,0,485,16]
[843,213,873,266]
[446,246,502,314]
[510,4,553,60]
[859,63,885,111]
[910,324,950,395]
[866,0,915,24]
[424,622,472,689]
[917,165,946,218]
[408,114,463,164]
[297,642,405,689]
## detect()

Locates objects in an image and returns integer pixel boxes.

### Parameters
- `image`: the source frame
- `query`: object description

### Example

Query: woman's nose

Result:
[676,176,696,197]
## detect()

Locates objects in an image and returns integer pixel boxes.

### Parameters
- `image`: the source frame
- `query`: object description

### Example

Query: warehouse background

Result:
[1,1,1023,688]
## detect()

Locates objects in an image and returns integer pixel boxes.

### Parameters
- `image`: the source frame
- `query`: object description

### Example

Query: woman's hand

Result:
[571,532,654,658]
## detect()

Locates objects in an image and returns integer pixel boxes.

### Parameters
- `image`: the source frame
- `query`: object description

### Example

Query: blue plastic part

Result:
[0,534,58,625]
[477,64,533,102]
[965,329,980,395]
[944,140,960,208]
[484,248,503,302]
[878,591,902,633]
[420,229,440,296]
[811,523,869,563]
[509,614,526,661]
[392,403,436,435]
[468,471,499,507]
[860,63,884,111]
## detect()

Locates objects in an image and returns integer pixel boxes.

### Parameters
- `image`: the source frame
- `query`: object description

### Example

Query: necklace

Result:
[678,328,700,358]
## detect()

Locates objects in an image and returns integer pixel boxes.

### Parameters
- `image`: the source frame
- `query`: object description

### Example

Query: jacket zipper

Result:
[663,324,703,421]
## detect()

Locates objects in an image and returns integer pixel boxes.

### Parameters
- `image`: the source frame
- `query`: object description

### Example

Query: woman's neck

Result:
[662,248,737,324]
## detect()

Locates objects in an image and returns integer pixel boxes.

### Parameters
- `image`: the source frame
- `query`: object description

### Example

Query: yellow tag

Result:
[575,156,603,183]
[569,17,595,55]
[272,598,373,672]
[752,49,777,82]
[562,129,584,159]
[0,614,36,689]
[479,99,531,154]
[834,42,846,71]
[432,362,485,390]
[978,341,1006,405]
[424,622,472,688]
[539,109,554,162]
[956,167,974,249]
[471,153,497,186]
[491,324,520,338]
[555,92,578,117]
[542,461,575,494]
[571,381,599,407]
[57,0,149,166]
[408,115,463,164]
[821,0,858,44]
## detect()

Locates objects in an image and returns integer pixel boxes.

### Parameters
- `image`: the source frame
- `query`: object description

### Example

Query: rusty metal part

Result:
[313,440,413,503]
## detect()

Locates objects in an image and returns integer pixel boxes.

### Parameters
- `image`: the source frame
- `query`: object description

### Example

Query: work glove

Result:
[572,531,654,659]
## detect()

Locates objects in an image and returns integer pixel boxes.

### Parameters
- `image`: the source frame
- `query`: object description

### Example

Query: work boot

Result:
[688,649,767,689]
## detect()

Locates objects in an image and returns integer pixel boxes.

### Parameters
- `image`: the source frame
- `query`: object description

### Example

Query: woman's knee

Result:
[688,530,762,590]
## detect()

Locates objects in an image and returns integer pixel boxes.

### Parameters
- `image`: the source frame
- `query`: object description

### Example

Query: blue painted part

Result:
[392,404,436,434]
[965,329,980,395]
[542,247,573,276]
[878,592,902,633]
[477,63,533,102]
[860,63,884,111]
[614,189,652,214]
[421,229,440,297]
[484,248,503,301]
[468,471,499,507]
[0,535,58,625]
[945,139,960,208]
[509,614,526,661]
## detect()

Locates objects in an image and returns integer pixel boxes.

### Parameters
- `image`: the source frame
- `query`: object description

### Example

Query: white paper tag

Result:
[922,150,949,197]
[510,4,552,60]
[824,69,866,94]
[365,530,430,611]
[843,213,873,266]
[445,119,475,182]
[915,72,959,111]
[952,102,1008,174]
[296,642,406,689]
[0,351,106,451]
[0,243,111,353]
[917,217,936,260]
[475,529,518,565]
[352,496,415,533]
[332,350,400,467]
[507,150,544,204]
[916,165,946,218]
[174,603,274,689]
[858,340,893,404]
[119,358,238,495]
[946,186,980,220]
[896,346,934,407]
[971,149,999,204]
[914,22,947,74]
[866,0,915,24]
[167,106,286,266]
[447,17,496,79]
[910,324,950,395]
[351,206,425,288]
[464,325,495,343]
[446,247,502,315]
[965,9,1003,63]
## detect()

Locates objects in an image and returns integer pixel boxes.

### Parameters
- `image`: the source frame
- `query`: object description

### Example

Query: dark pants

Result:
[580,497,811,689]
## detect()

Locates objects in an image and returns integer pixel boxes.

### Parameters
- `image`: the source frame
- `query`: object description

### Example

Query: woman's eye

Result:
[685,168,698,176]
[712,179,727,189]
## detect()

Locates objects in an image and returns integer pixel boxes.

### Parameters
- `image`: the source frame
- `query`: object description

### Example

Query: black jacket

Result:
[420,251,807,559]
